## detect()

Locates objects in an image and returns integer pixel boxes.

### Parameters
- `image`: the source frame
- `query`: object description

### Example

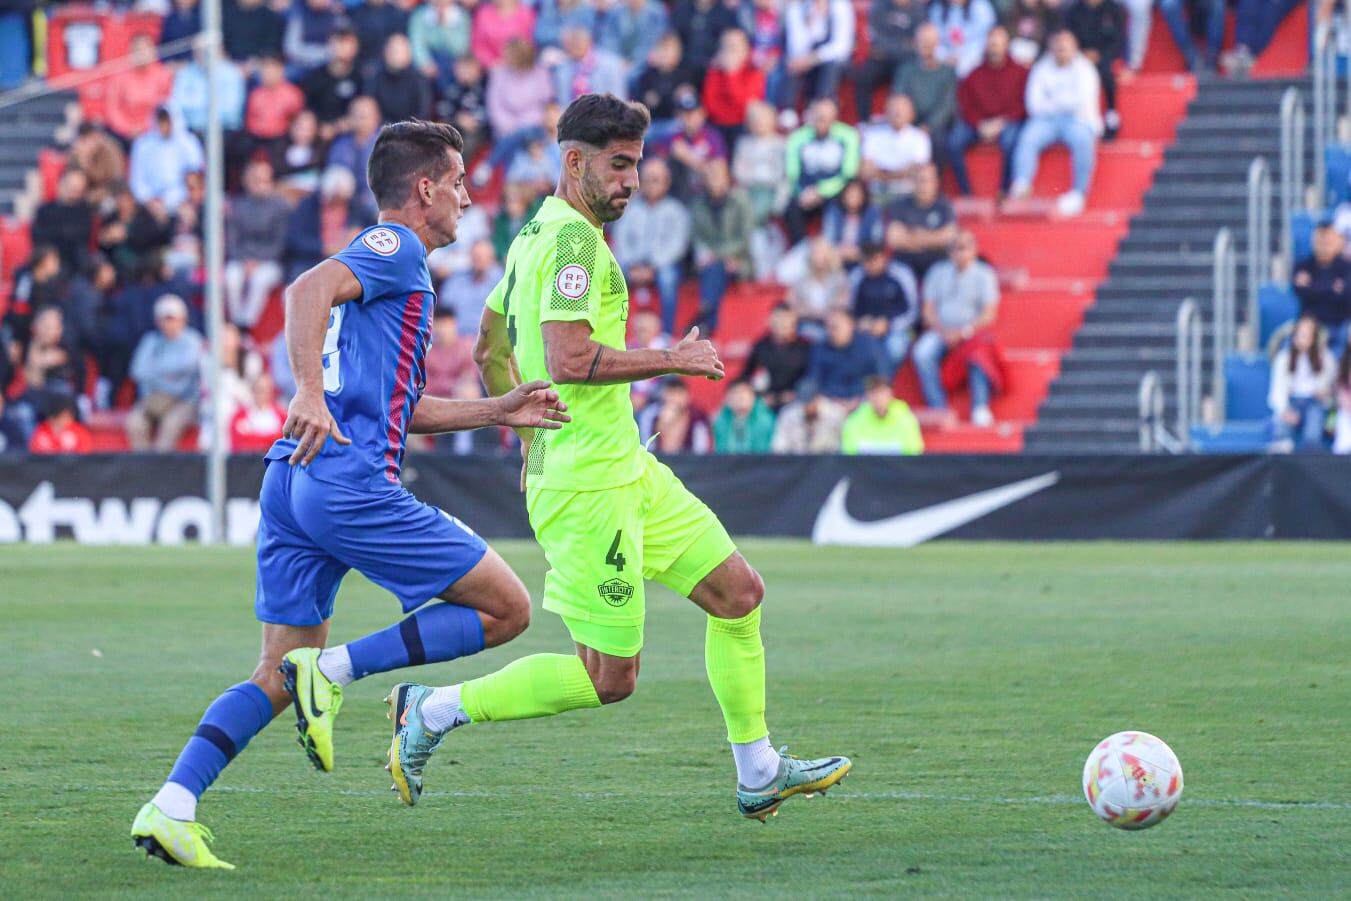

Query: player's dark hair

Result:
[557,94,651,149]
[367,119,464,210]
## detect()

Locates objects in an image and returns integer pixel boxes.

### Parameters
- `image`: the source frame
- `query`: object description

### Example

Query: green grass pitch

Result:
[2,540,1349,898]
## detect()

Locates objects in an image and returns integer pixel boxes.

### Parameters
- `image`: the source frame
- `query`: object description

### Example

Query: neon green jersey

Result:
[486,195,642,491]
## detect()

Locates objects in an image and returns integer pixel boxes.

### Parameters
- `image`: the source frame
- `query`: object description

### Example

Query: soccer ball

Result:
[1082,731,1183,830]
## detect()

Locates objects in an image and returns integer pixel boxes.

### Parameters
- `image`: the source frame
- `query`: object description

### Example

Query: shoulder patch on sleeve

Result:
[549,221,599,312]
[361,227,401,256]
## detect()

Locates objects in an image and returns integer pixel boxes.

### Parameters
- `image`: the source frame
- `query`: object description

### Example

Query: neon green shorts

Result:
[526,451,737,658]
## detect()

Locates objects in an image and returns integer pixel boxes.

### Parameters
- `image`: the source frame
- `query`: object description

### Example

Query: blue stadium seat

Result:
[1189,422,1271,453]
[1290,210,1315,263]
[1325,145,1351,208]
[1258,282,1299,346]
[1224,353,1272,422]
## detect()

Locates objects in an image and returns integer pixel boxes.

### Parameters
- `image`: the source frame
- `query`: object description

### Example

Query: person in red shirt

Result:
[28,394,92,454]
[104,34,174,143]
[948,25,1028,196]
[702,28,766,148]
[245,56,306,145]
[229,371,287,453]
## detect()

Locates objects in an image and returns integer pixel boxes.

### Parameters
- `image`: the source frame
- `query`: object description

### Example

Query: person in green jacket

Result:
[783,97,861,244]
[690,160,756,332]
[714,381,778,453]
[841,375,925,455]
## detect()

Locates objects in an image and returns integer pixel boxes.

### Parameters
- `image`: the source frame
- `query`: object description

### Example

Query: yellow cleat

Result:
[131,802,235,869]
[279,647,344,772]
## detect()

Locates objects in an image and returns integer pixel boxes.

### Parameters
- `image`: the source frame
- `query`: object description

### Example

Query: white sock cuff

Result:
[317,646,355,687]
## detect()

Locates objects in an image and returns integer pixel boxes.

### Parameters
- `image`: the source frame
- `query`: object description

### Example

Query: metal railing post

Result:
[1246,157,1271,335]
[1176,298,1199,448]
[1211,229,1235,423]
[1139,371,1161,453]
[1315,38,1327,202]
[1280,88,1299,271]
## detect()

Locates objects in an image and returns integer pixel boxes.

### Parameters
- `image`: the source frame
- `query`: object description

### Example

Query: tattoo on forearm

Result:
[584,346,604,383]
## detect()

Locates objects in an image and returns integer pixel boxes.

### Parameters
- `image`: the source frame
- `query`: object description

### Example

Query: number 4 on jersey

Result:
[606,530,626,572]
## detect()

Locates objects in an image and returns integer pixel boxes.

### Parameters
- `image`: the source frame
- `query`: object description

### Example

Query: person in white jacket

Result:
[1008,29,1102,217]
[1270,315,1335,451]
[784,0,856,107]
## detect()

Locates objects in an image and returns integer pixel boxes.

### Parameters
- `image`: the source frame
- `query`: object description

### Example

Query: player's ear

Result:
[419,176,434,206]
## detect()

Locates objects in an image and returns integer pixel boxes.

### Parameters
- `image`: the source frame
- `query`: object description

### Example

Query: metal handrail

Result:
[1313,35,1333,202]
[1211,229,1236,421]
[1138,371,1163,452]
[1279,88,1305,273]
[1245,157,1271,337]
[1176,298,1201,447]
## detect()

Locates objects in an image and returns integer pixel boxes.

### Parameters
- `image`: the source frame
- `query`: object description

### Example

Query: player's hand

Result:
[283,389,351,466]
[498,380,571,430]
[672,326,725,380]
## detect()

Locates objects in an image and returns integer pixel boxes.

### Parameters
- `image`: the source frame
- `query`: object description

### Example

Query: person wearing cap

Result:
[663,92,729,199]
[1292,220,1351,356]
[126,294,205,452]
[128,107,205,212]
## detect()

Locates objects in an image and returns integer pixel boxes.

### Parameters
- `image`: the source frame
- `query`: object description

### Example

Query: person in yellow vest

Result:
[841,375,924,455]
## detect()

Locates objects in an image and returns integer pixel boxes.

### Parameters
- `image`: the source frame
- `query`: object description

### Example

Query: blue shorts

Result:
[254,460,488,626]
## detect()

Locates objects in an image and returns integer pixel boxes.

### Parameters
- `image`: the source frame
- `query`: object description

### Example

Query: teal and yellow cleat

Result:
[736,747,853,822]
[278,647,344,772]
[131,802,234,869]
[384,683,450,807]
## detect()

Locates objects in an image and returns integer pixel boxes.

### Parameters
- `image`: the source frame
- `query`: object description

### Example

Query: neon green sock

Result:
[460,653,601,723]
[705,606,769,743]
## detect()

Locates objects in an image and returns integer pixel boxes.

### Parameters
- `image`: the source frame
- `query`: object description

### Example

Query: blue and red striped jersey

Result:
[266,222,436,490]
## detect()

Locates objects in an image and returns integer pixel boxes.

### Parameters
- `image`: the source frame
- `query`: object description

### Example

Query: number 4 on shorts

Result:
[606,530,626,572]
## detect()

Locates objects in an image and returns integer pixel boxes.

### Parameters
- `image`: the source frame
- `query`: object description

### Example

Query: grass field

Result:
[2,541,1349,898]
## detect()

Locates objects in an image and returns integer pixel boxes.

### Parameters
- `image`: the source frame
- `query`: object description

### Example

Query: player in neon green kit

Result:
[384,94,851,820]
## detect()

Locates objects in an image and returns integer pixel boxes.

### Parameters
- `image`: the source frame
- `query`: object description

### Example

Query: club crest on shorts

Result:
[597,578,634,608]
[362,227,401,256]
[555,264,590,299]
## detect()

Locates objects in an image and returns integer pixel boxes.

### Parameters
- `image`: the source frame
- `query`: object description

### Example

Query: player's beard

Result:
[582,167,630,223]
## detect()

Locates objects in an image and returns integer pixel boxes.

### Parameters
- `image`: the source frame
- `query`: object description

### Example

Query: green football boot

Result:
[736,747,853,822]
[278,647,344,772]
[131,802,234,869]
[385,683,456,807]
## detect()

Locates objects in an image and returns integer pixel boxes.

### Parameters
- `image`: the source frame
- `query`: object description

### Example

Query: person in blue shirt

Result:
[132,120,570,869]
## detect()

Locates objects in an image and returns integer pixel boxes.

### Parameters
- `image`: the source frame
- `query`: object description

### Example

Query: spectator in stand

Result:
[0,393,25,454]
[1008,0,1068,66]
[285,0,345,71]
[427,200,491,278]
[739,302,812,410]
[600,0,670,81]
[892,23,958,141]
[1066,0,1126,140]
[930,0,999,77]
[636,33,701,137]
[1010,29,1101,217]
[674,0,739,77]
[627,309,671,414]
[800,308,887,428]
[479,39,554,184]
[210,322,260,432]
[771,394,843,452]
[161,0,202,64]
[129,107,205,212]
[105,34,174,145]
[126,294,204,453]
[70,123,126,208]
[1158,0,1224,72]
[224,161,290,328]
[1121,0,1154,71]
[703,28,765,149]
[1226,0,1303,74]
[733,100,788,227]
[99,183,173,279]
[1292,222,1351,353]
[32,169,94,275]
[21,307,84,418]
[351,0,411,71]
[5,245,65,350]
[884,162,957,280]
[640,377,713,454]
[328,96,383,224]
[28,392,91,455]
[171,44,246,136]
[247,56,307,152]
[424,309,477,398]
[409,0,472,89]
[222,0,285,63]
[1335,348,1351,453]
[854,0,925,119]
[789,237,851,337]
[714,380,777,452]
[366,34,432,124]
[824,179,884,269]
[690,159,754,332]
[438,240,504,333]
[535,0,597,50]
[553,27,629,105]
[841,375,924,454]
[613,158,691,333]
[271,108,327,194]
[950,25,1028,196]
[663,95,729,199]
[784,98,860,245]
[913,229,1001,426]
[850,242,920,372]
[97,253,189,398]
[505,128,563,193]
[472,0,537,70]
[492,182,544,260]
[861,93,932,202]
[746,0,786,92]
[781,0,855,107]
[1268,314,1334,452]
[299,26,362,135]
[230,372,288,453]
[437,55,490,159]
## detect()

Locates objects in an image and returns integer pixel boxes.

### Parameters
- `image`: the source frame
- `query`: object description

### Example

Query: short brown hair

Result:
[367,119,464,210]
[557,94,650,149]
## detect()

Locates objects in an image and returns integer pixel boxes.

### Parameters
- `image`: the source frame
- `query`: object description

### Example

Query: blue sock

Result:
[165,682,273,799]
[347,603,485,680]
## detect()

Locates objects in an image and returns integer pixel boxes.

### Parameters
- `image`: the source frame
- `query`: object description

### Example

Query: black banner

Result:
[0,454,1348,544]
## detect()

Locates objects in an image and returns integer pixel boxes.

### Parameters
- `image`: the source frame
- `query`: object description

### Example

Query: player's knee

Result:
[719,566,764,619]
[501,586,532,639]
[595,673,636,705]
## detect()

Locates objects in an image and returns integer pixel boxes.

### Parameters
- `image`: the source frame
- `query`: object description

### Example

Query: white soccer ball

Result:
[1082,731,1183,830]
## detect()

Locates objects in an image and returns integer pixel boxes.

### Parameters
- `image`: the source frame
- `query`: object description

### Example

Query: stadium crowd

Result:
[0,0,1312,457]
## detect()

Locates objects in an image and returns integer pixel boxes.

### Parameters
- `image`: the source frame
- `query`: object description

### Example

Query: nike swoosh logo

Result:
[308,669,324,720]
[811,472,1061,548]
[400,705,411,727]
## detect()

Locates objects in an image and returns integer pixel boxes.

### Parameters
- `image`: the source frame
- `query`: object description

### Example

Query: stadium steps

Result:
[1024,70,1312,454]
[0,91,70,218]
